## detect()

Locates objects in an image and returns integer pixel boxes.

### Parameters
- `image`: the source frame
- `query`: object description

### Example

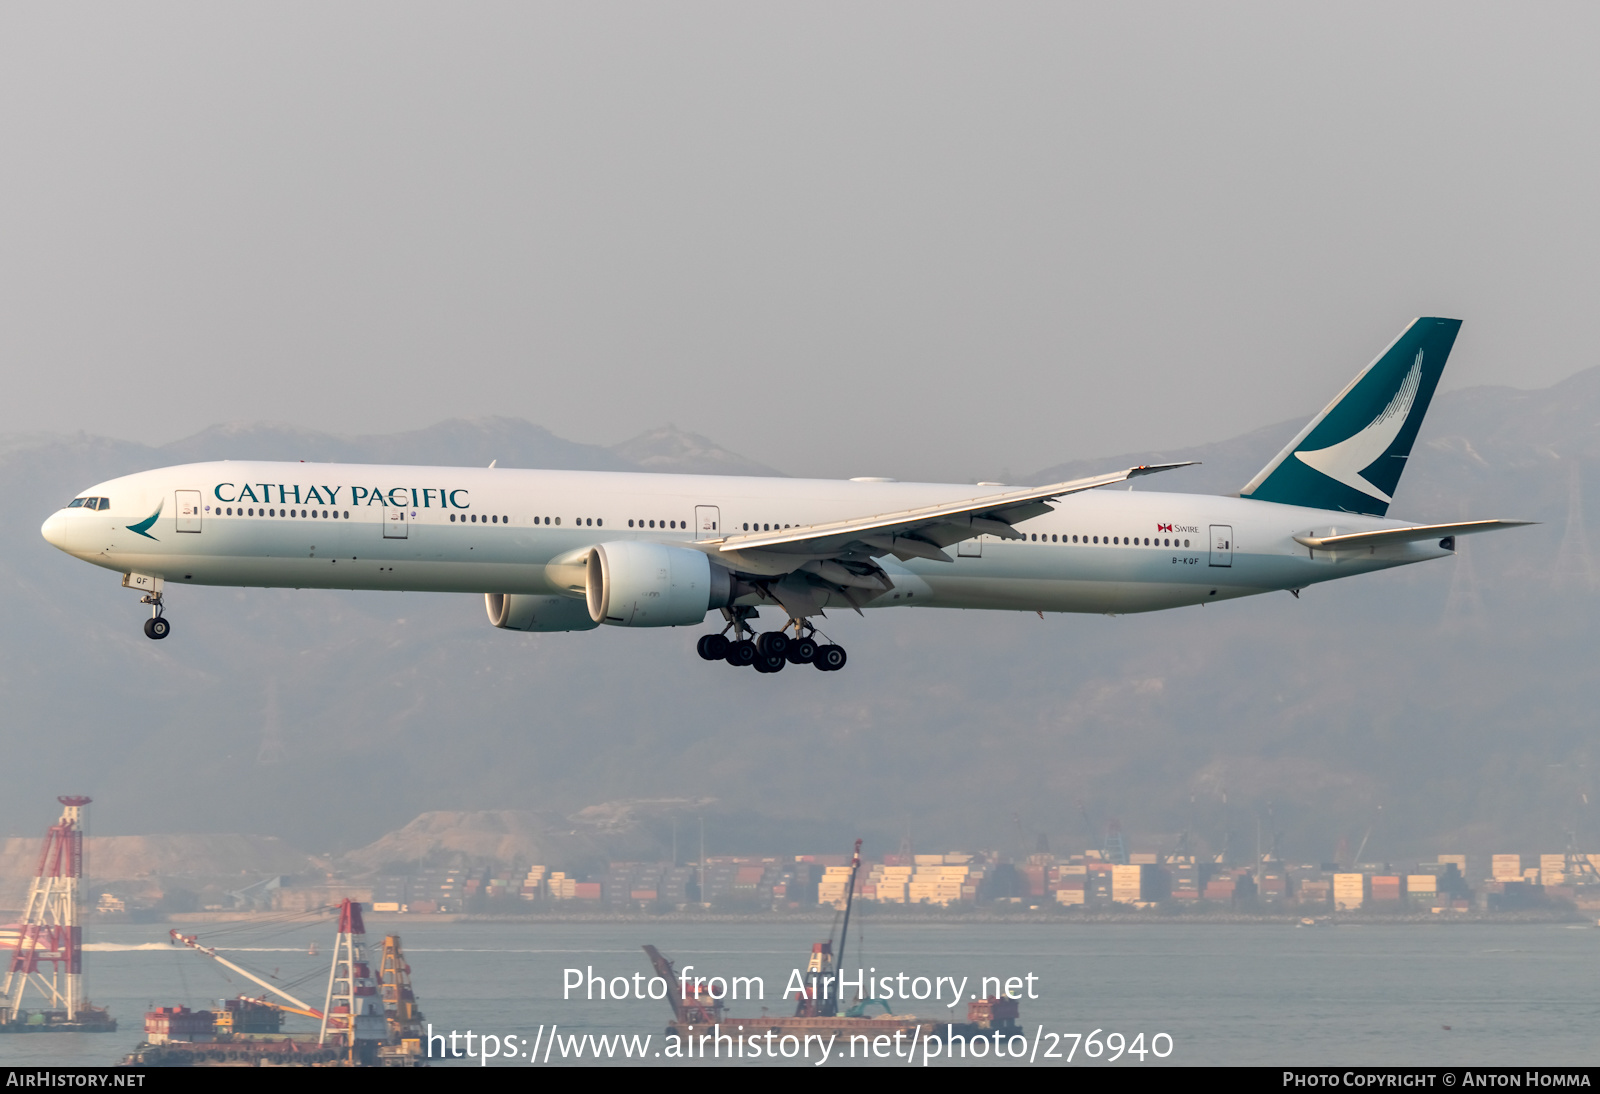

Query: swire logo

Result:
[1157,524,1173,533]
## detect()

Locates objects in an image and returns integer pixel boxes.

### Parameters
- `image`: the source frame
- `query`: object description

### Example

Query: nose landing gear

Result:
[140,592,169,640]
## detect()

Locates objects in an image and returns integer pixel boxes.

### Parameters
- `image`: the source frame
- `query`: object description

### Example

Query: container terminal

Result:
[361,845,1600,916]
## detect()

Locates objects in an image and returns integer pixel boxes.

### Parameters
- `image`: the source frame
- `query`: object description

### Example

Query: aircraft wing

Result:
[717,462,1198,567]
[1292,519,1535,551]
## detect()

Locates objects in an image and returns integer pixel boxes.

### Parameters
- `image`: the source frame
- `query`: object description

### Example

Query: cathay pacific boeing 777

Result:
[42,318,1530,673]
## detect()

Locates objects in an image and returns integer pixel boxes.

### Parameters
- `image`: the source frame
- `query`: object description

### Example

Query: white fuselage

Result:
[40,461,1451,618]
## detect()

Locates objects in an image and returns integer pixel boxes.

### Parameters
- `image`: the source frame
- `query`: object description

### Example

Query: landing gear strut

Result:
[141,592,170,640]
[696,611,845,673]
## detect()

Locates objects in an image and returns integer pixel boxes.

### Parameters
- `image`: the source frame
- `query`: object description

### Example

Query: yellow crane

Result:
[378,935,425,1057]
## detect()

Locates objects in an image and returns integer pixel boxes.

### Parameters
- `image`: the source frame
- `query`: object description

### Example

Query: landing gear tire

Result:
[786,637,818,664]
[754,652,786,674]
[144,617,170,640]
[814,644,846,671]
[725,639,757,667]
[755,631,789,658]
[697,634,729,660]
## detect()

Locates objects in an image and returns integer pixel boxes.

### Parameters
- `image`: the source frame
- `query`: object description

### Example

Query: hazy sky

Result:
[3,3,1598,482]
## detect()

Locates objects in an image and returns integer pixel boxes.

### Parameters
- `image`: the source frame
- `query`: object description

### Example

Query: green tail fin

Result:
[1240,317,1461,516]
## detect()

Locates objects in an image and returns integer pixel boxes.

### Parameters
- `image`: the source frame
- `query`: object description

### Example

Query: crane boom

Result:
[168,930,320,1014]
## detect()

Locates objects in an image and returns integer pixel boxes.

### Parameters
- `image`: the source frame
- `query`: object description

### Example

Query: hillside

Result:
[1,372,1597,865]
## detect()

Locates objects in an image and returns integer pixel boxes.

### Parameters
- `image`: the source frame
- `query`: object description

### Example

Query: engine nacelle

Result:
[485,593,600,632]
[584,541,731,626]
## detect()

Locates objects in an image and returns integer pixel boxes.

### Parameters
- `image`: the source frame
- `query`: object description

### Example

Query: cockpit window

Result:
[68,498,86,508]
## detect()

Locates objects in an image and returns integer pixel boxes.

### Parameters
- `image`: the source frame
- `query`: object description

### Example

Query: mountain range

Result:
[3,373,1600,870]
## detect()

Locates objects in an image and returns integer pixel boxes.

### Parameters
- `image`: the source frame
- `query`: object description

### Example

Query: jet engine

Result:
[484,593,600,632]
[583,541,734,626]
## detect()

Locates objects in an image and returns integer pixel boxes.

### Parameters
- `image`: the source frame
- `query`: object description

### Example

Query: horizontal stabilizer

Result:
[1293,519,1536,551]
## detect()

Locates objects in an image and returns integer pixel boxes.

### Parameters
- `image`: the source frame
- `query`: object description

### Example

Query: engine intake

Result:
[584,541,732,626]
[484,593,600,632]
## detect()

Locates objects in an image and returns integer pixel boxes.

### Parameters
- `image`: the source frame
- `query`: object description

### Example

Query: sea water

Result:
[0,919,1593,1067]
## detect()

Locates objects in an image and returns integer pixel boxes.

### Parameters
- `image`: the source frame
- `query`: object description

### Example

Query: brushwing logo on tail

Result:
[1292,352,1423,504]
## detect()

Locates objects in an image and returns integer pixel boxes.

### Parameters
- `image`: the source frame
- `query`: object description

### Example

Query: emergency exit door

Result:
[1209,525,1233,567]
[384,508,408,538]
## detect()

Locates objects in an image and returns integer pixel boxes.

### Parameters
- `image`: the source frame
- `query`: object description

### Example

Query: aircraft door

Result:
[695,506,721,541]
[384,508,409,539]
[1209,524,1233,567]
[957,535,982,557]
[175,491,202,533]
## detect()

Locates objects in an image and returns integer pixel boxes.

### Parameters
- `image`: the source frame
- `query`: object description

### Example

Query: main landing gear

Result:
[696,610,846,673]
[141,591,170,640]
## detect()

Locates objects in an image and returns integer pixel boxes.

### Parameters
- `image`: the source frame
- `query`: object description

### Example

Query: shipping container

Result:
[1332,873,1367,910]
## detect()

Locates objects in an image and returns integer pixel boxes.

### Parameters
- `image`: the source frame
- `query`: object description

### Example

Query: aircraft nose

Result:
[41,511,69,552]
